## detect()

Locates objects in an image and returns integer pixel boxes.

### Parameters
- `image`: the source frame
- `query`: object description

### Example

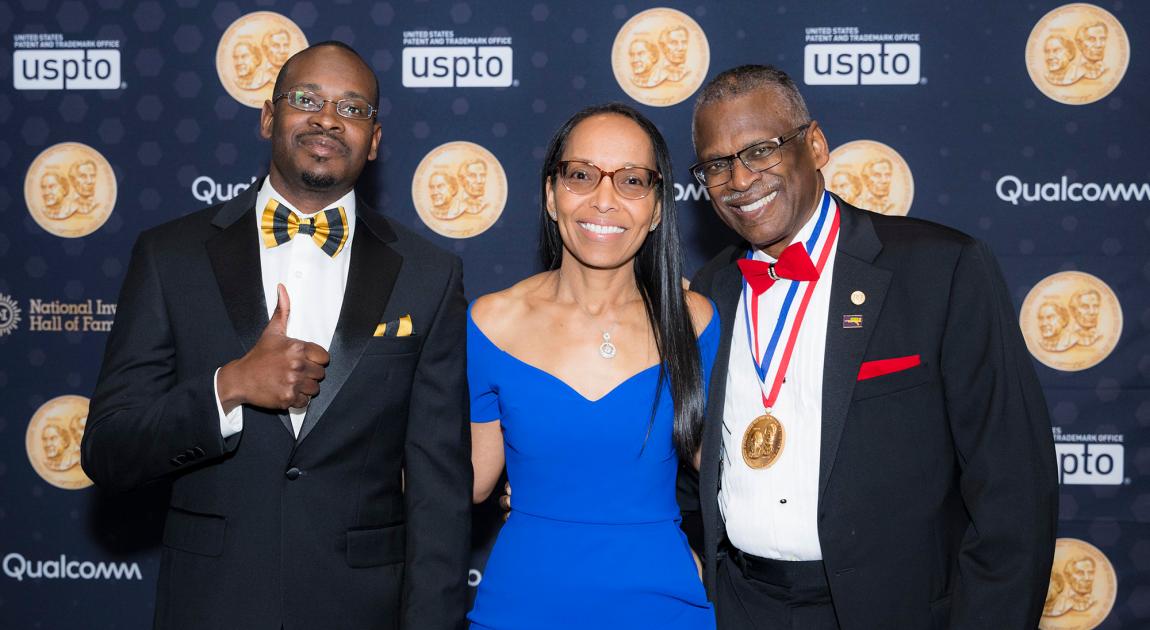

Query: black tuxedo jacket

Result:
[687,198,1057,629]
[83,185,471,630]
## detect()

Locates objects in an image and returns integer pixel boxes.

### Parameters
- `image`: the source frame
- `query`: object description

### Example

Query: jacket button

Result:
[191,446,205,457]
[285,467,302,481]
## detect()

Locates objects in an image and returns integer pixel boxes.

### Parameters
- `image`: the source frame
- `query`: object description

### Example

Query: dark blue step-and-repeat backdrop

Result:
[2,1,1147,627]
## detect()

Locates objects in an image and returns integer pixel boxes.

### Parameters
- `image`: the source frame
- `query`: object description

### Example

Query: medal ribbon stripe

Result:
[741,192,839,410]
[750,195,832,380]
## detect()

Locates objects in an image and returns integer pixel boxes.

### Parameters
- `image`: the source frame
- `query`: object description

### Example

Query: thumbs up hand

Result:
[217,284,331,413]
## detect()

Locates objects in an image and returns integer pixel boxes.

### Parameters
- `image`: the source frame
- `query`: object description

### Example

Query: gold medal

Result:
[742,412,785,469]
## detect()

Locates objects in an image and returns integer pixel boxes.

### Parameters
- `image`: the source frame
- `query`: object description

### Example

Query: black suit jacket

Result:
[82,185,471,630]
[687,198,1057,629]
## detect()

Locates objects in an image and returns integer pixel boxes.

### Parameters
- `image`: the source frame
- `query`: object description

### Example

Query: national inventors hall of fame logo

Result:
[1026,3,1129,105]
[1041,538,1117,630]
[26,395,93,490]
[24,142,116,238]
[1019,271,1121,371]
[824,140,914,216]
[412,142,507,239]
[611,8,709,107]
[217,11,308,108]
[0,293,21,336]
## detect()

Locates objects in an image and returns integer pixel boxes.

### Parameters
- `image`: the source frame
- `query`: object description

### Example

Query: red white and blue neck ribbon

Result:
[741,191,840,410]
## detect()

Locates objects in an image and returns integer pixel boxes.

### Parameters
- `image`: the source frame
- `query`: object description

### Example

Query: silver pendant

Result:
[599,331,617,359]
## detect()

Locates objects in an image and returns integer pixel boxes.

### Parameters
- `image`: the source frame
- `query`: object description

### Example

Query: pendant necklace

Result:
[562,273,620,360]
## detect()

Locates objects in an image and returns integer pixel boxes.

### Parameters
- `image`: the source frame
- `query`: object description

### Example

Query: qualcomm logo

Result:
[674,182,711,203]
[12,34,122,90]
[401,30,513,88]
[997,175,1150,205]
[1054,427,1125,486]
[3,552,142,581]
[803,27,921,85]
[192,175,259,205]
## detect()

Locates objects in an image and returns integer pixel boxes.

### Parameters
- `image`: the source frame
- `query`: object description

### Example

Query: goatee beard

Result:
[301,170,337,189]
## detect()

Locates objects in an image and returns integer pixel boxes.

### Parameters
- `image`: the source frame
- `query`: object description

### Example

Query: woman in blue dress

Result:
[468,103,718,629]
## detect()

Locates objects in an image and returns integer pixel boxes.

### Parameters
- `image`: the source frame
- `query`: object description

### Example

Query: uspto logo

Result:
[1041,538,1116,629]
[824,140,914,216]
[216,12,308,108]
[1026,3,1129,105]
[1020,271,1121,371]
[412,142,507,239]
[611,8,709,107]
[24,142,117,238]
[0,293,21,336]
[25,395,93,490]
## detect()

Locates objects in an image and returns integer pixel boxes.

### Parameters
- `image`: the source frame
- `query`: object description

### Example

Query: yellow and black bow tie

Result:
[260,199,349,258]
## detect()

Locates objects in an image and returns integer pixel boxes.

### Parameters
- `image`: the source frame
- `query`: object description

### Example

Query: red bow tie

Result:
[737,243,820,298]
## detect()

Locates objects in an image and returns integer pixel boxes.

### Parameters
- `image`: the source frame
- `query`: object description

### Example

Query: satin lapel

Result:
[700,256,742,545]
[295,213,402,445]
[205,191,294,437]
[819,203,890,501]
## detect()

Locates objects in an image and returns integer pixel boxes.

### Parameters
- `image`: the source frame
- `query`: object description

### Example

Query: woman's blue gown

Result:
[467,306,719,629]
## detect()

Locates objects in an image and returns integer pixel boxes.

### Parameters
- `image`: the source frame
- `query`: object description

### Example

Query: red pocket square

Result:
[857,355,921,381]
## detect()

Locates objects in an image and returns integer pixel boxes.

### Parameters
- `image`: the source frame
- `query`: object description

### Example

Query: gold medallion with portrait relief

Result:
[1040,538,1117,630]
[24,142,117,238]
[742,413,785,469]
[216,11,308,108]
[1026,3,1129,105]
[412,141,507,239]
[611,8,709,107]
[26,395,92,490]
[1020,271,1121,372]
[825,140,914,216]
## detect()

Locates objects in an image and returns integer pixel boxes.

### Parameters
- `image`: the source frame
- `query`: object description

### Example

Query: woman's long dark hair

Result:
[539,103,704,459]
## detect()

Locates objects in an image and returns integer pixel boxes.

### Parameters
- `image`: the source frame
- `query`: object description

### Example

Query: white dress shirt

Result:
[718,194,839,561]
[214,178,356,437]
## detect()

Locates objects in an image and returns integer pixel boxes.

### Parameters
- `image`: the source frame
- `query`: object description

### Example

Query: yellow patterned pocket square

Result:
[374,314,414,337]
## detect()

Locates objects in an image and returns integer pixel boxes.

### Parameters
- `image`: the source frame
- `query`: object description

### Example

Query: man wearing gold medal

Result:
[682,65,1058,629]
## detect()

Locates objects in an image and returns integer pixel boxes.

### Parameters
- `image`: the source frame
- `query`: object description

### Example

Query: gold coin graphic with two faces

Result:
[217,11,308,108]
[24,142,117,238]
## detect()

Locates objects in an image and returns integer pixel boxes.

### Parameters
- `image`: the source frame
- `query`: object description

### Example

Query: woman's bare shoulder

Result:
[684,289,715,337]
[471,272,555,339]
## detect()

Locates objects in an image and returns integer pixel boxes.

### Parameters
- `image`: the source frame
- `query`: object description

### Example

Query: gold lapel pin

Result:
[851,290,866,305]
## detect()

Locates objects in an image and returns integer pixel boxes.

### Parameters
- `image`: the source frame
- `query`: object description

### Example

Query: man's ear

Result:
[806,120,830,170]
[368,122,382,161]
[259,99,275,140]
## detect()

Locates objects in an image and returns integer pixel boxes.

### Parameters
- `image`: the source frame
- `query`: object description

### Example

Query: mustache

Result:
[720,185,769,205]
[296,130,348,152]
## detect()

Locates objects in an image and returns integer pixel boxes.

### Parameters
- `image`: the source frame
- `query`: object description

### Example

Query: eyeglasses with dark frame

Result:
[689,123,811,188]
[273,89,378,120]
[555,160,662,200]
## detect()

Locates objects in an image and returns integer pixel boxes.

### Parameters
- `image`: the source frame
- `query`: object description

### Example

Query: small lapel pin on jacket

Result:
[842,314,863,329]
[851,290,866,305]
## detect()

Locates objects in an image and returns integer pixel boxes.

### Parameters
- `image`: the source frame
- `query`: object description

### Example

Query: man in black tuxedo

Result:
[683,65,1057,629]
[82,42,470,630]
